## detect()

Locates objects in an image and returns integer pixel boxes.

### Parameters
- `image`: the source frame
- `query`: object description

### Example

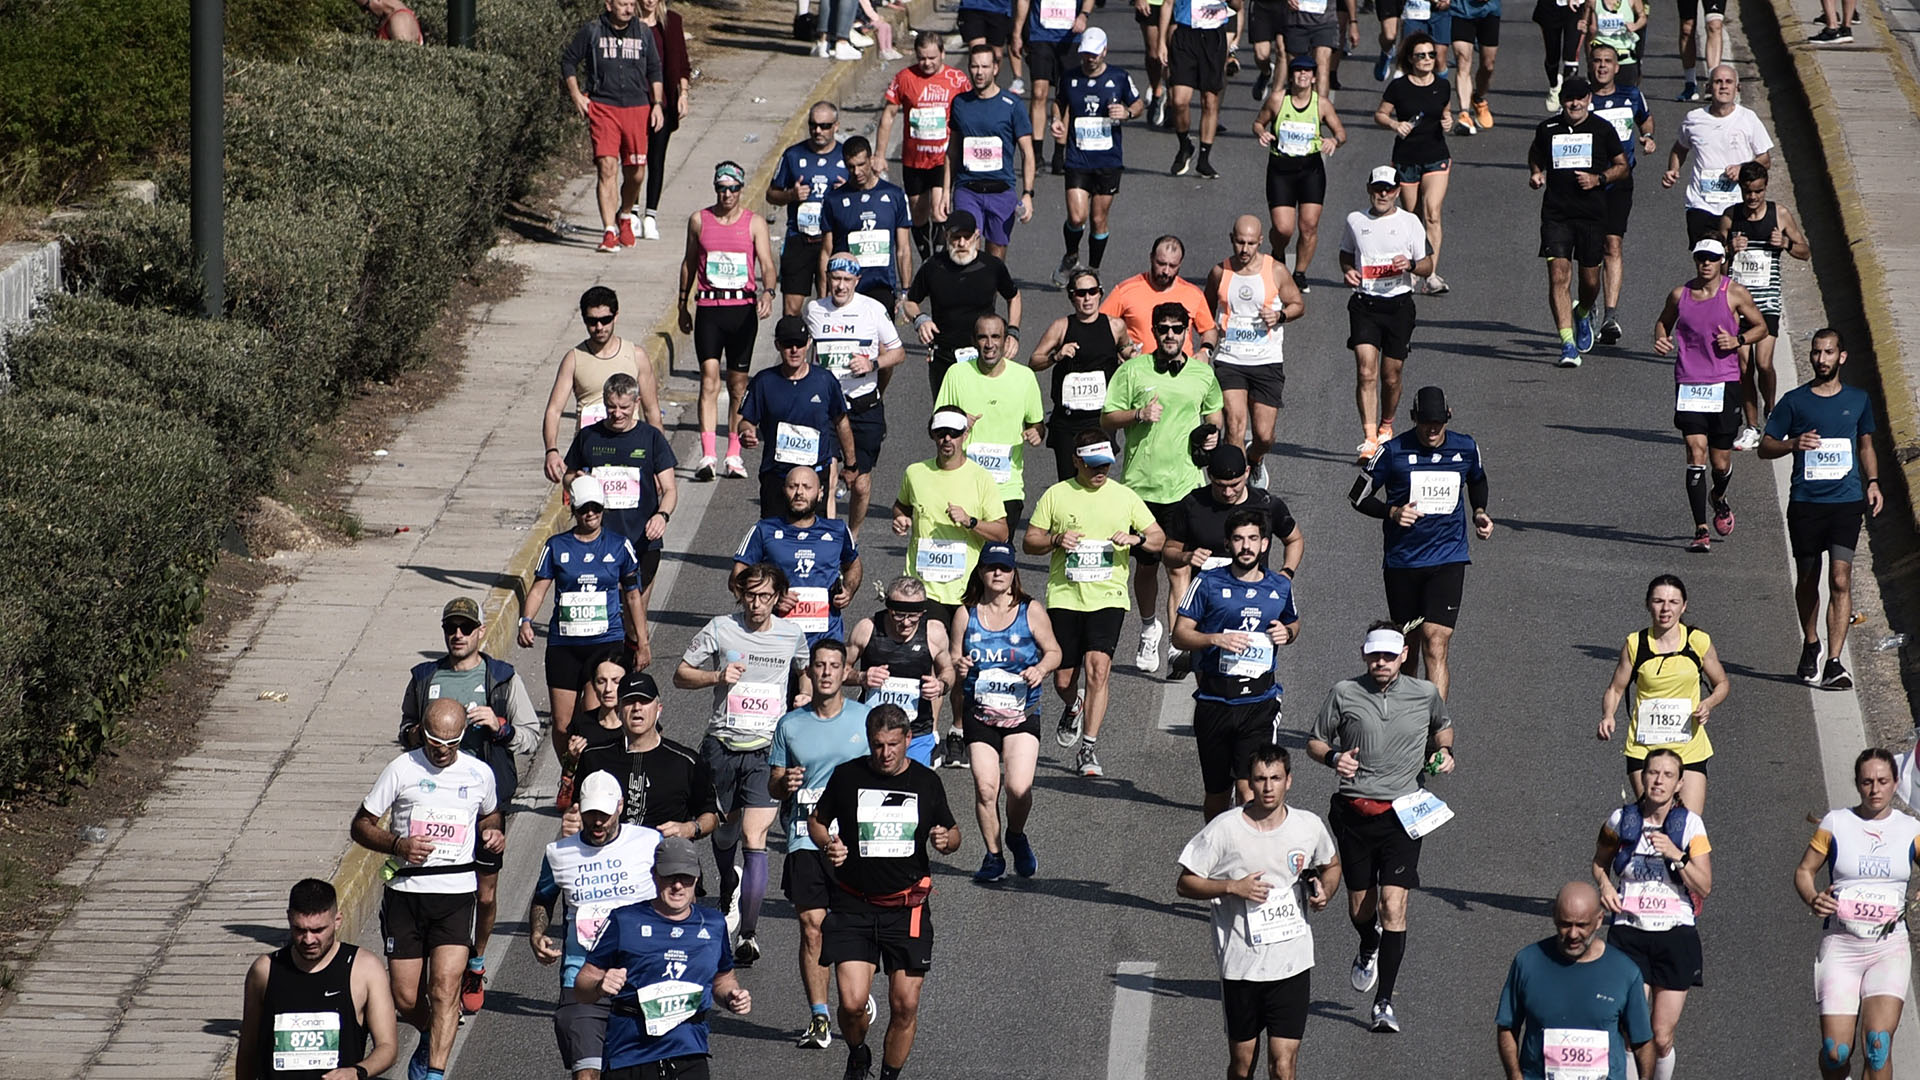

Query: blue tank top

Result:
[963,601,1043,720]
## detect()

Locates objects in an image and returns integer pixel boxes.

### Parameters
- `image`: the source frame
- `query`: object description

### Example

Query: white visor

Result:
[1362,629,1406,655]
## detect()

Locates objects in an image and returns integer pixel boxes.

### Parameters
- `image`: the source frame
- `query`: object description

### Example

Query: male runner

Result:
[934,313,1047,525]
[946,46,1037,260]
[959,0,1019,72]
[1307,622,1453,1034]
[770,103,851,318]
[1102,234,1219,353]
[562,372,679,599]
[891,407,1012,625]
[1206,214,1306,480]
[904,212,1024,398]
[569,670,720,845]
[1527,76,1627,368]
[1282,0,1351,102]
[1661,65,1773,243]
[1015,0,1092,174]
[1760,329,1883,690]
[1448,0,1499,134]
[1163,445,1305,581]
[1588,44,1655,346]
[806,256,908,537]
[1159,0,1242,178]
[1051,27,1143,284]
[878,32,972,259]
[562,0,667,252]
[237,879,398,1080]
[1340,166,1432,462]
[849,576,958,767]
[542,285,663,479]
[820,136,915,315]
[1495,882,1655,1079]
[1721,161,1811,449]
[735,466,863,646]
[1671,0,1724,102]
[737,315,856,519]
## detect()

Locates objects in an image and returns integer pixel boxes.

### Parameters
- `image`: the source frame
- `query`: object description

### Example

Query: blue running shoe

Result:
[1574,310,1595,353]
[1557,342,1582,368]
[1374,51,1393,81]
[1007,832,1038,878]
[408,1041,431,1080]
[974,850,1007,883]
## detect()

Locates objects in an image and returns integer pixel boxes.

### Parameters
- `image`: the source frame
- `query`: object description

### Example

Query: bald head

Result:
[1551,881,1605,960]
[1232,214,1263,241]
[423,698,467,742]
[1554,881,1600,921]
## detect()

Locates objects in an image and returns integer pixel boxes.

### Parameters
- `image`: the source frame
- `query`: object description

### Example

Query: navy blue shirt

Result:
[563,420,677,551]
[1765,383,1876,504]
[960,0,1014,13]
[585,902,734,1068]
[771,142,849,240]
[1059,65,1140,171]
[1177,565,1300,704]
[734,516,860,644]
[1025,0,1082,41]
[738,365,850,476]
[821,179,913,292]
[950,89,1032,188]
[1590,86,1651,170]
[1362,430,1487,569]
[535,530,642,645]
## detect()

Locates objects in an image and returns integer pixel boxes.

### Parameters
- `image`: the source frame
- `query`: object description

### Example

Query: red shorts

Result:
[588,101,651,167]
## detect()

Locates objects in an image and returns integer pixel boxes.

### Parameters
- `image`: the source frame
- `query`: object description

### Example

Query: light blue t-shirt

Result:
[767,699,871,849]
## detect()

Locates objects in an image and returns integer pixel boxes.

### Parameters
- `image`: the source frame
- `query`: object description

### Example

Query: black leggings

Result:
[1540,16,1583,80]
[645,124,675,213]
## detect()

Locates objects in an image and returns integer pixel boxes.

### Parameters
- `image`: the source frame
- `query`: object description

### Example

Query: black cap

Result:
[1411,386,1449,423]
[617,670,659,704]
[774,314,810,345]
[1559,76,1593,101]
[1207,444,1248,479]
[945,210,978,235]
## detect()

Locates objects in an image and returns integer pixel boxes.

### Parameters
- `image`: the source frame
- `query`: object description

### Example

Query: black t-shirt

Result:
[573,710,626,778]
[1382,76,1452,165]
[1167,487,1298,569]
[563,420,678,550]
[906,253,1020,352]
[579,736,719,829]
[812,756,955,898]
[1531,113,1625,223]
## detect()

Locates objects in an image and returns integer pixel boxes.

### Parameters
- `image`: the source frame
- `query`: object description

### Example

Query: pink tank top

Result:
[694,209,757,306]
[1673,276,1741,385]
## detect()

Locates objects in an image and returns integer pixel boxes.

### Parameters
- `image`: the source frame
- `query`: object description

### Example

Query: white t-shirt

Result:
[805,293,903,407]
[362,749,499,895]
[1340,209,1429,299]
[1177,806,1338,982]
[1675,105,1774,214]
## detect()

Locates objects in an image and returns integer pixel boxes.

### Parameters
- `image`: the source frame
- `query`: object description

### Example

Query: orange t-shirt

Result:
[1100,273,1216,352]
[885,65,973,170]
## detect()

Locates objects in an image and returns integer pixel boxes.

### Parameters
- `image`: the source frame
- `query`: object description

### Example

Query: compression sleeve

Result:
[1468,476,1489,512]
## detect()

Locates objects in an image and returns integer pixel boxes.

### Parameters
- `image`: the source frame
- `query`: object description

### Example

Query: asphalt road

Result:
[411,13,1832,1077]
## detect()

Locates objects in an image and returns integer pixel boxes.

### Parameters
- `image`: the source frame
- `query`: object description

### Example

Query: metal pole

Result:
[449,0,475,47]
[190,0,224,319]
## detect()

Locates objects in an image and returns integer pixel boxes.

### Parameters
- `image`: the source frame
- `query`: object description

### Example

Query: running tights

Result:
[740,848,769,935]
[1540,18,1582,83]
[644,123,675,213]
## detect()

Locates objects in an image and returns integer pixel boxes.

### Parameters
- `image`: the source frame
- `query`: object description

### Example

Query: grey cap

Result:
[654,836,702,878]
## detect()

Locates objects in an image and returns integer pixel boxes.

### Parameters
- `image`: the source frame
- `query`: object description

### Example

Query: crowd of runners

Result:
[232,2,1914,1079]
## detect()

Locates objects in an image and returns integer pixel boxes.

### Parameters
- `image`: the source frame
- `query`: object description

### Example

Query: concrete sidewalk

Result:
[0,12,919,1078]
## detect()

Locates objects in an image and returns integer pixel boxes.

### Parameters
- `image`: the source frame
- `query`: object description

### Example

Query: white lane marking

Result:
[1157,676,1192,736]
[1107,961,1157,1080]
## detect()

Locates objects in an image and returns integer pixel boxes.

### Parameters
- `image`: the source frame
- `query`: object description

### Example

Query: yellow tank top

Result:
[1624,625,1714,763]
[568,338,644,428]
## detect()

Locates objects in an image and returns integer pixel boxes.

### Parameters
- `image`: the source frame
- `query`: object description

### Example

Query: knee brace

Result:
[1865,1030,1892,1071]
[1821,1037,1851,1069]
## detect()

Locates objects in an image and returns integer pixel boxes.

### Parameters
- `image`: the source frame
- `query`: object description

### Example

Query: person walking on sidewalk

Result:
[542,286,663,482]
[1720,161,1810,450]
[562,371,678,604]
[350,699,504,1080]
[878,32,974,258]
[637,0,691,240]
[945,45,1036,261]
[771,103,852,318]
[237,878,399,1080]
[737,315,857,520]
[680,162,777,483]
[819,136,916,315]
[562,0,667,253]
[1660,65,1772,243]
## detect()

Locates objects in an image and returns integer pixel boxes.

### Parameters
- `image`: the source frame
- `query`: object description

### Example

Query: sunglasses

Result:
[810,120,836,129]
[715,183,743,193]
[443,622,480,636]
[584,314,615,326]
[776,339,810,348]
[933,430,965,439]
[1070,287,1102,297]
[1155,325,1188,335]
[1412,50,1435,58]
[422,731,463,749]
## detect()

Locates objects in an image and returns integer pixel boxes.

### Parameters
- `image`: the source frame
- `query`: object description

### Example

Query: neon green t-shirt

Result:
[1028,476,1158,611]
[933,359,1046,503]
[1103,353,1223,503]
[895,458,1007,605]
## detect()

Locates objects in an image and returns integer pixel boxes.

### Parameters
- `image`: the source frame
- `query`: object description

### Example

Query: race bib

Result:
[1193,0,1232,26]
[797,200,823,236]
[974,666,1028,715]
[1635,697,1692,746]
[1730,248,1770,286]
[872,675,922,712]
[953,346,980,365]
[704,250,750,291]
[580,401,609,428]
[558,588,610,638]
[1550,133,1594,171]
[1675,382,1725,413]
[410,805,471,866]
[1690,172,1739,208]
[1596,6,1627,31]
[1391,789,1453,839]
[1219,635,1275,679]
[1834,882,1906,938]
[788,586,832,633]
[1065,540,1116,582]
[850,227,891,268]
[857,789,920,857]
[908,105,948,142]
[1292,0,1326,12]
[1247,888,1307,946]
[1039,0,1077,28]
[725,680,785,736]
[633,979,707,1037]
[1596,106,1635,142]
[1409,471,1461,515]
[1804,437,1854,482]
[1200,555,1231,571]
[1360,257,1401,281]
[1542,1028,1609,1080]
[775,422,822,465]
[963,136,1004,173]
[596,465,642,511]
[1277,120,1316,156]
[1060,370,1108,411]
[574,901,615,949]
[817,338,861,377]
[272,1012,342,1072]
[916,538,969,582]
[1073,115,1114,152]
[1618,878,1685,932]
[1404,0,1432,17]
[966,441,1014,484]
[1224,314,1269,345]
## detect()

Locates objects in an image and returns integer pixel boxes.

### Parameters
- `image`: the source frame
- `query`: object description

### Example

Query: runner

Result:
[1447,0,1498,135]
[1527,76,1628,368]
[1340,167,1433,463]
[809,707,962,1080]
[1374,34,1452,296]
[734,466,863,646]
[1159,0,1240,178]
[890,406,1012,627]
[349,699,503,1080]
[574,837,752,1079]
[946,46,1036,261]
[1102,301,1224,673]
[1660,66,1773,243]
[570,670,721,845]
[737,314,857,520]
[959,0,1018,72]
[1400,0,1453,77]
[1532,0,1587,112]
[1025,429,1164,777]
[1101,235,1219,353]
[1347,386,1491,700]
[1721,161,1811,448]
[1050,28,1143,285]
[904,212,1024,398]
[1206,214,1306,481]
[877,32,973,259]
[849,576,958,767]
[1590,749,1713,1080]
[934,313,1047,526]
[1170,510,1302,819]
[768,639,873,1048]
[1244,0,1289,101]
[1032,269,1132,481]
[819,136,915,315]
[237,879,398,1080]
[1162,444,1306,581]
[1136,0,1172,127]
[672,561,811,966]
[1597,574,1728,813]
[1257,56,1346,292]
[520,475,648,758]
[1307,622,1452,1034]
[562,371,678,602]
[561,0,667,253]
[565,653,639,823]
[1282,0,1351,102]
[679,162,777,482]
[1760,329,1882,689]
[529,772,663,1080]
[542,286,663,484]
[1494,882,1656,1079]
[1651,238,1767,552]
[1794,748,1920,1080]
[950,544,1061,875]
[1015,0,1091,175]
[1584,0,1646,89]
[1671,0,1724,101]
[806,254,909,539]
[1175,746,1340,1080]
[770,103,851,321]
[1588,44,1655,346]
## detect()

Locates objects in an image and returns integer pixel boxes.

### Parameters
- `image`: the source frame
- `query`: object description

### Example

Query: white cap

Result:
[1691,237,1727,259]
[1078,26,1109,54]
[1362,628,1407,655]
[1368,165,1399,189]
[578,771,623,816]
[929,408,971,434]
[569,473,607,508]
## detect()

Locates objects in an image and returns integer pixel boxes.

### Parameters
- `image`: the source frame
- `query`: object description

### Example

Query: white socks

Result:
[1652,1047,1676,1080]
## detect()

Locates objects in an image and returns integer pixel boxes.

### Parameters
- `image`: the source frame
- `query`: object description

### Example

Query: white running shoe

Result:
[811,38,830,57]
[1009,77,1027,96]
[694,455,718,481]
[833,40,863,60]
[1136,618,1164,673]
[848,26,875,47]
[1252,461,1270,490]
[724,455,748,478]
[1544,84,1561,113]
[1732,425,1761,451]
[640,214,660,241]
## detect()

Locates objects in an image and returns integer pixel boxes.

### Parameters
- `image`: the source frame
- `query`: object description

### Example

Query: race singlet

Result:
[1634,697,1692,746]
[916,538,969,582]
[596,465,642,510]
[966,441,1014,484]
[704,250,750,291]
[1391,789,1453,839]
[1408,471,1461,515]
[775,422,823,465]
[1675,383,1725,413]
[725,680,785,737]
[857,789,920,857]
[1542,1028,1608,1080]
[1066,540,1116,582]
[557,588,610,638]
[1804,437,1853,482]
[1060,370,1108,412]
[787,586,832,633]
[1277,120,1316,156]
[272,1012,342,1072]
[633,979,707,1036]
[963,136,1004,173]
[1246,887,1307,946]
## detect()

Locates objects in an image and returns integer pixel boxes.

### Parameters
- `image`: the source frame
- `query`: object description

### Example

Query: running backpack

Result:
[1632,626,1703,681]
[1611,801,1693,884]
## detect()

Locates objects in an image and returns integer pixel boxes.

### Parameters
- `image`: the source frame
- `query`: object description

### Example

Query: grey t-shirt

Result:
[1177,806,1339,982]
[1311,673,1450,800]
[682,613,810,750]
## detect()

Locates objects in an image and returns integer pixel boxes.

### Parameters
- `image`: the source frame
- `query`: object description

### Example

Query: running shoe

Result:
[880,46,904,60]
[1798,640,1823,683]
[1376,421,1394,444]
[1196,157,1220,179]
[1170,146,1194,176]
[1008,832,1038,877]
[1544,83,1561,113]
[1809,25,1852,43]
[408,1040,431,1080]
[1052,251,1080,288]
[1732,425,1761,451]
[1598,317,1623,345]
[1574,311,1595,353]
[1557,342,1582,368]
[1370,998,1401,1033]
[735,932,761,967]
[1452,115,1477,137]
[833,40,863,60]
[974,849,1007,883]
[597,228,621,253]
[1356,436,1383,464]
[460,964,485,1013]
[1821,658,1855,690]
[1676,81,1699,101]
[843,1042,874,1080]
[1077,743,1104,777]
[848,25,875,47]
[1168,648,1194,680]
[1473,100,1493,130]
[1057,688,1085,747]
[723,454,748,478]
[1712,499,1735,537]
[1010,77,1027,96]
[1150,94,1168,128]
[641,214,661,241]
[1252,461,1270,489]
[797,1012,834,1049]
[1137,618,1164,672]
[1852,8,1861,21]
[1351,948,1379,992]
[618,214,638,247]
[793,11,817,39]
[928,735,945,770]
[944,730,969,768]
[1422,273,1449,295]
[1252,65,1272,102]
[694,455,718,481]
[1375,50,1394,81]
[1687,531,1711,553]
